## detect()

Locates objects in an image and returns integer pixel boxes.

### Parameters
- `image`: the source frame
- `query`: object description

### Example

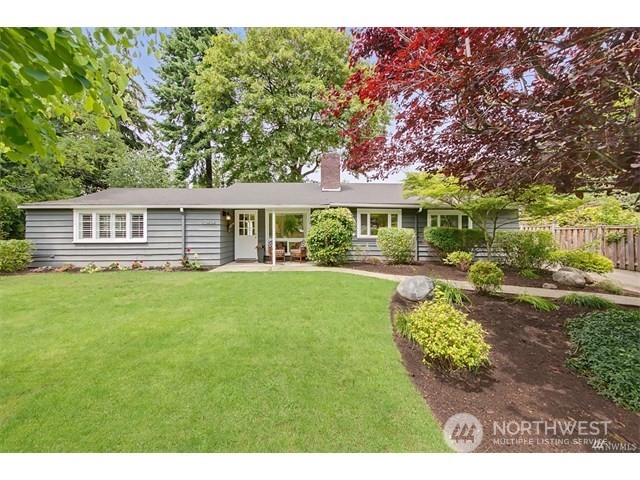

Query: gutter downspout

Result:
[416,207,422,262]
[180,208,186,259]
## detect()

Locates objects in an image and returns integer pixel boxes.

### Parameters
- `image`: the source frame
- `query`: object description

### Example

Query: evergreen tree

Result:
[150,28,220,187]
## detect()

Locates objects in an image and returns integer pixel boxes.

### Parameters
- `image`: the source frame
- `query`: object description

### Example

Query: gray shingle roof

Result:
[20,183,423,209]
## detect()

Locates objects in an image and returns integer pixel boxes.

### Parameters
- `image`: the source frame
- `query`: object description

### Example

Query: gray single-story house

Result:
[20,154,518,267]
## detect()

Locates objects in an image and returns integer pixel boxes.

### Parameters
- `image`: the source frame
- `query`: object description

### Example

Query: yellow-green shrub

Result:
[0,239,33,273]
[551,249,614,274]
[443,251,474,271]
[401,293,491,371]
[467,260,504,294]
[377,227,415,264]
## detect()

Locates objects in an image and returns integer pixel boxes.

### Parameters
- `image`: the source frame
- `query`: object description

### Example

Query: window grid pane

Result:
[360,214,368,236]
[390,214,398,228]
[115,214,127,238]
[98,214,111,238]
[131,214,144,238]
[81,214,93,239]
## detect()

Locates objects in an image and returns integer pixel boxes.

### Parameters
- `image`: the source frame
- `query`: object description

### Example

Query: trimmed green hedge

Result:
[377,227,415,264]
[494,230,557,270]
[552,249,614,274]
[424,227,485,259]
[0,239,33,273]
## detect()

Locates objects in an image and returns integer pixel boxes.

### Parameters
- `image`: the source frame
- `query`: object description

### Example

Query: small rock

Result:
[396,275,436,302]
[542,283,558,289]
[552,270,586,288]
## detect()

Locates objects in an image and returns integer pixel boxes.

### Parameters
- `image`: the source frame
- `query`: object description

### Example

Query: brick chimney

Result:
[320,152,341,191]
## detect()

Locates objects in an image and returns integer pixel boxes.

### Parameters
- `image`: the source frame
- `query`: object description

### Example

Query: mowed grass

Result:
[0,271,449,452]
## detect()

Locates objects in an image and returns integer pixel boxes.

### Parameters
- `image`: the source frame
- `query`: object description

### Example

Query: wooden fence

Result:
[520,224,640,272]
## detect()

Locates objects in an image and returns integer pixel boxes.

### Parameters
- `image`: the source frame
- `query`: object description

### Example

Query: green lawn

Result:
[0,271,449,452]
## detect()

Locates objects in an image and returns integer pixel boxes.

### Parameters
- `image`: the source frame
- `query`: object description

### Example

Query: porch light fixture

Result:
[222,211,233,232]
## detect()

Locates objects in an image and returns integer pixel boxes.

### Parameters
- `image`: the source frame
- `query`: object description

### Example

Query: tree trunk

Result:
[205,156,213,188]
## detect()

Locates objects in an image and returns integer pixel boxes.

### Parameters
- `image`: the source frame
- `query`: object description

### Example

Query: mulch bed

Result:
[346,261,639,296]
[390,292,640,453]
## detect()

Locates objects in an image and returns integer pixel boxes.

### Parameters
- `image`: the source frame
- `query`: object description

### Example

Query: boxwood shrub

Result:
[377,227,415,264]
[467,260,504,294]
[424,227,485,260]
[0,239,33,273]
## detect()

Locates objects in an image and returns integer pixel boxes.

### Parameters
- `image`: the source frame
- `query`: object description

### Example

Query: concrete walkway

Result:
[212,262,640,307]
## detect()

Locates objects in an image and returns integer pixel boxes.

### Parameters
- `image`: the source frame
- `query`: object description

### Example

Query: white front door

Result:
[234,210,258,260]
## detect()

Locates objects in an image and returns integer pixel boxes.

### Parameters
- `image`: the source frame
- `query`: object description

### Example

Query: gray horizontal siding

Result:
[25,208,232,267]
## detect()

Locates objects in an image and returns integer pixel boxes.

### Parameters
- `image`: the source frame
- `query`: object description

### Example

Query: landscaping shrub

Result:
[558,293,617,310]
[519,268,539,279]
[424,227,485,260]
[307,208,356,266]
[512,293,558,312]
[0,239,33,273]
[377,227,415,264]
[400,293,491,372]
[494,230,557,270]
[566,310,640,411]
[442,251,474,272]
[551,249,614,274]
[467,260,504,294]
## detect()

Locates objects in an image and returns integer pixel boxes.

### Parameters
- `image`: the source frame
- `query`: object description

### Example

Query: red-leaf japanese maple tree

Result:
[342,28,640,194]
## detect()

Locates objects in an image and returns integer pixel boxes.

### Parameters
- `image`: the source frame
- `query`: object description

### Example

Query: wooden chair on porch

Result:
[268,241,286,263]
[290,239,307,262]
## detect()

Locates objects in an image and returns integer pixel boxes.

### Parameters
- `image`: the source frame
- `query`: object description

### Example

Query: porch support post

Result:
[271,208,276,266]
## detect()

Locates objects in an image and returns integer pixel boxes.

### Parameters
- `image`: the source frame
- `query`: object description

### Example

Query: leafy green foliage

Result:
[519,268,539,279]
[194,28,386,184]
[442,251,474,272]
[393,311,415,342]
[424,227,485,260]
[399,293,491,372]
[552,250,614,274]
[594,280,624,295]
[494,230,557,270]
[433,279,471,306]
[0,239,32,272]
[0,27,156,166]
[307,208,356,266]
[106,148,175,188]
[566,310,640,411]
[527,196,640,227]
[558,294,618,310]
[512,293,559,312]
[376,227,415,264]
[467,260,504,294]
[405,173,576,261]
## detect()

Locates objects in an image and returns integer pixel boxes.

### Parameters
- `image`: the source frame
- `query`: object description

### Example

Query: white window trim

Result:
[73,209,148,243]
[356,209,402,238]
[427,209,473,229]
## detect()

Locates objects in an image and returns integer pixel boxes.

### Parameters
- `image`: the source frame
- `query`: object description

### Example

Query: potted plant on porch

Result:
[255,243,265,263]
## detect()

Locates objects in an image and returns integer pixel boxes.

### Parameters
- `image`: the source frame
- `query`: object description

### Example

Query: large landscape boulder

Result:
[556,266,595,285]
[552,269,587,288]
[396,276,436,302]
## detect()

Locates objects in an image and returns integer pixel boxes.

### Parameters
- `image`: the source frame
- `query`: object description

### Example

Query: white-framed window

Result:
[266,210,310,253]
[74,210,147,243]
[357,209,402,237]
[427,210,473,229]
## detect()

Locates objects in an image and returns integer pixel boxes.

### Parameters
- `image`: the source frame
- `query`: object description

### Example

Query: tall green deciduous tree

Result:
[106,148,176,188]
[404,173,583,261]
[194,27,386,184]
[0,27,157,167]
[150,28,220,188]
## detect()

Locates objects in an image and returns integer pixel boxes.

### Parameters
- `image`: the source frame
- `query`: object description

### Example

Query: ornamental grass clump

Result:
[395,292,491,372]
